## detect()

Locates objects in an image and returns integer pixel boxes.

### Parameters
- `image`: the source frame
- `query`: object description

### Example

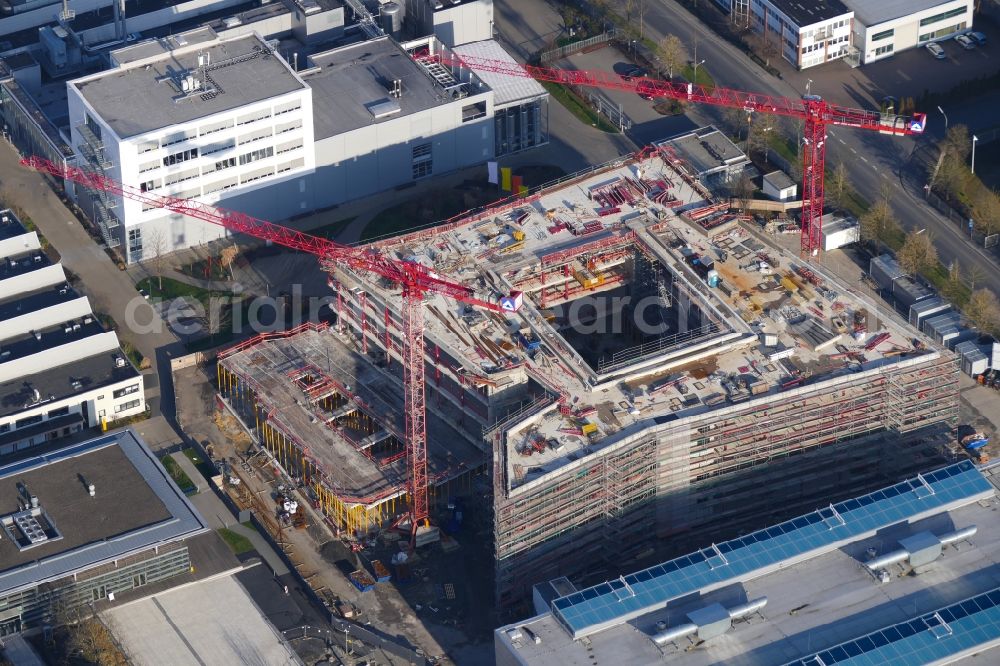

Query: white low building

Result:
[0,209,145,456]
[762,170,797,201]
[850,0,975,64]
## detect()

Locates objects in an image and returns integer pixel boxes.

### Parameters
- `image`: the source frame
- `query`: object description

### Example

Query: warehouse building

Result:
[0,208,145,456]
[65,29,547,261]
[216,145,960,613]
[494,461,1000,665]
[851,0,975,64]
[714,0,855,69]
[0,430,214,635]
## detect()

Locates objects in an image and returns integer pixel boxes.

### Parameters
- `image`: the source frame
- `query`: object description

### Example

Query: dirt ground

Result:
[173,364,497,664]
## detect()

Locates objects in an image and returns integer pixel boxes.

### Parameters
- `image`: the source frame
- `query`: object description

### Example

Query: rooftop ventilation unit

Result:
[864,526,977,576]
[651,597,768,647]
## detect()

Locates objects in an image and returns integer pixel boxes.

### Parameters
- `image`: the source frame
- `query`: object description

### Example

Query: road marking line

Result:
[850,148,857,154]
[838,138,846,144]
[860,156,868,163]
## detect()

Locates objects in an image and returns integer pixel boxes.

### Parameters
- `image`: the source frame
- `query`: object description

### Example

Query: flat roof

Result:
[74,33,306,139]
[453,40,547,106]
[497,462,1000,665]
[0,430,208,595]
[305,36,464,140]
[0,212,29,243]
[656,127,750,178]
[109,27,220,65]
[848,0,948,28]
[763,170,795,190]
[0,284,80,324]
[107,573,301,665]
[550,461,993,639]
[0,350,139,418]
[0,319,104,363]
[770,0,852,27]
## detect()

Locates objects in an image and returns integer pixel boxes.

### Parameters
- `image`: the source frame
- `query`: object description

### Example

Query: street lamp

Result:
[693,59,706,84]
[936,106,948,131]
[971,135,979,174]
[806,79,813,97]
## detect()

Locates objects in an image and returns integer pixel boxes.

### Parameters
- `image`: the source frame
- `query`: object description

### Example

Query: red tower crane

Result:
[19,156,510,551]
[415,51,928,258]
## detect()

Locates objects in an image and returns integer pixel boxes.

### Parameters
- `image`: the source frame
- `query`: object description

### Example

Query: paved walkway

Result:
[0,141,184,419]
[173,451,293,577]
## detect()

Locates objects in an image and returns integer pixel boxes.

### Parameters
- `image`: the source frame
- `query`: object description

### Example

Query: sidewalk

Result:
[172,450,293,577]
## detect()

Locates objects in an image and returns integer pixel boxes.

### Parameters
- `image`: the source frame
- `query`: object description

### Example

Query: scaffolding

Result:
[493,352,959,609]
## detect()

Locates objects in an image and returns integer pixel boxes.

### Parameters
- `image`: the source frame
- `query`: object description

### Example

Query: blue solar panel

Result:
[786,586,1000,666]
[551,462,994,638]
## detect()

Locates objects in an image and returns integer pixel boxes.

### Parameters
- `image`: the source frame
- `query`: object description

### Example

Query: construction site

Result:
[212,138,960,615]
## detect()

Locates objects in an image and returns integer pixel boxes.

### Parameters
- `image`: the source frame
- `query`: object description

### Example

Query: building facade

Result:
[67,32,315,261]
[851,0,975,64]
[0,209,145,456]
[66,30,546,262]
[716,0,854,69]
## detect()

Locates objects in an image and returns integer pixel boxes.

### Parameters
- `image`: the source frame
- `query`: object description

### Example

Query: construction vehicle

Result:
[961,432,990,464]
[413,48,928,259]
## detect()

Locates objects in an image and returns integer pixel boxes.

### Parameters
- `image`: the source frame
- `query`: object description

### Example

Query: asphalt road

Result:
[498,0,1000,296]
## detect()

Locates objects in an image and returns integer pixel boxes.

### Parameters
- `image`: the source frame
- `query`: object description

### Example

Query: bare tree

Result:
[965,288,1000,337]
[897,231,938,276]
[746,112,777,157]
[968,264,986,291]
[827,162,849,212]
[971,188,1000,236]
[145,227,168,291]
[732,171,755,211]
[859,200,900,254]
[656,35,687,80]
[747,33,779,67]
[943,124,972,162]
[943,261,963,301]
[220,245,240,280]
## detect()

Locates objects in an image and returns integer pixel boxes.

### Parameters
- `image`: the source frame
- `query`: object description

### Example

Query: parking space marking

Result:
[838,138,846,144]
[860,156,869,163]
[850,148,857,154]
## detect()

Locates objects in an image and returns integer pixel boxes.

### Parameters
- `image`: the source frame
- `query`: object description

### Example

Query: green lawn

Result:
[539,81,620,133]
[160,455,196,494]
[217,527,255,555]
[183,447,216,480]
[681,63,716,88]
[137,276,228,306]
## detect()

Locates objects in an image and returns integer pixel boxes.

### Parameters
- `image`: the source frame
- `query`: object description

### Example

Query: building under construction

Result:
[216,136,959,613]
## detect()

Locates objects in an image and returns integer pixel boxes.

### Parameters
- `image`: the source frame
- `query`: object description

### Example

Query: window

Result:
[139,179,157,192]
[204,176,239,194]
[163,147,199,167]
[0,424,9,434]
[872,29,893,42]
[163,167,199,187]
[241,167,275,184]
[48,406,70,418]
[114,384,141,399]
[138,160,160,174]
[162,130,196,147]
[137,140,160,154]
[412,142,433,180]
[200,119,234,136]
[273,100,302,116]
[920,7,966,27]
[210,156,237,173]
[875,44,894,56]
[239,146,274,166]
[15,414,43,429]
[132,573,147,588]
[128,228,143,262]
[275,120,303,135]
[462,101,487,122]
[238,128,273,145]
[277,158,304,174]
[116,399,141,413]
[276,140,302,155]
[202,140,235,156]
[237,110,272,126]
[920,21,967,42]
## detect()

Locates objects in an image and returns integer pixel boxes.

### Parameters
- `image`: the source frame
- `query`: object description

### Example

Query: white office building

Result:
[67,31,315,262]
[65,28,547,262]
[715,0,854,69]
[0,209,145,456]
[850,0,974,64]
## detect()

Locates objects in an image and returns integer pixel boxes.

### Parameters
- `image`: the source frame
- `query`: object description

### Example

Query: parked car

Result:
[969,31,987,46]
[925,42,946,59]
[620,66,646,82]
[954,34,975,50]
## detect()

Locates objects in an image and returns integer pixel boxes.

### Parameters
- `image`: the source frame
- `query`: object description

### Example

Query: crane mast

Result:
[19,156,505,551]
[21,52,928,549]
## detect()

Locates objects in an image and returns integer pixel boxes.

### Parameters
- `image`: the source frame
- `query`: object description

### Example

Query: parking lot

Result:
[779,20,1000,114]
